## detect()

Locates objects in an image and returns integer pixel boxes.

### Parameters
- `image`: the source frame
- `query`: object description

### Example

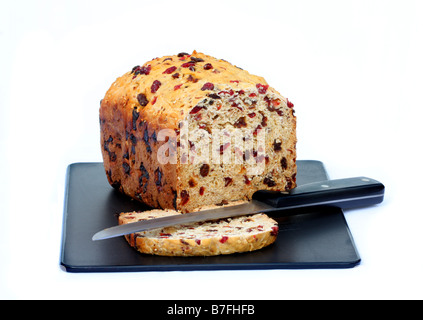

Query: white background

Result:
[1,0,422,299]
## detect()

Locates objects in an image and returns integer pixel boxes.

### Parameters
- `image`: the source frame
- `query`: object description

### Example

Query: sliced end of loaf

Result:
[175,82,296,212]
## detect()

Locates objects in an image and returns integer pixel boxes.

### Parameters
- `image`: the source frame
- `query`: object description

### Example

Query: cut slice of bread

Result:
[119,209,279,256]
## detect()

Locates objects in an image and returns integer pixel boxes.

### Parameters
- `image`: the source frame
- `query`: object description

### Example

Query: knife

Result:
[92,176,384,241]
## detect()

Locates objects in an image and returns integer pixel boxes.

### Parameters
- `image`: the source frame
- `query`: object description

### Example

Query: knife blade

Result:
[92,176,384,241]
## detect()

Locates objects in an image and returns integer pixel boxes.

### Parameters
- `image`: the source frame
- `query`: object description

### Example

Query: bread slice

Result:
[119,209,279,256]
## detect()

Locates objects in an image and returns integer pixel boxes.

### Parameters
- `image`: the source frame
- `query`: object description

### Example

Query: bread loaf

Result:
[119,210,279,256]
[100,51,297,213]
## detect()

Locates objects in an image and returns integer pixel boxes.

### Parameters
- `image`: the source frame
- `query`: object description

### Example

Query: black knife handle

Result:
[254,177,385,210]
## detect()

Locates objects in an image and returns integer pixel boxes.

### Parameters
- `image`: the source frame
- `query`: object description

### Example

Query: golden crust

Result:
[119,210,279,256]
[101,51,268,131]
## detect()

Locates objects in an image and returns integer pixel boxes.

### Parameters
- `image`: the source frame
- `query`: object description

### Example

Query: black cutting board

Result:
[60,160,360,272]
